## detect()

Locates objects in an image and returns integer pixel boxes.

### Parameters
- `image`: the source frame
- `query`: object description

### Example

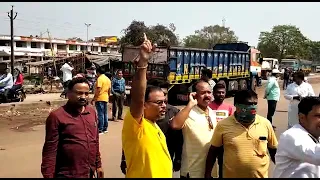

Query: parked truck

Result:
[280,58,312,75]
[258,58,279,79]
[120,42,260,105]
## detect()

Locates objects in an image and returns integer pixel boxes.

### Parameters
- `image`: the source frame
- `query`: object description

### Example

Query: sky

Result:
[0,2,319,47]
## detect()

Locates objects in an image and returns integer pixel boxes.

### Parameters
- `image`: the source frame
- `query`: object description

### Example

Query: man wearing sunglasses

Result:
[205,90,278,178]
[171,80,217,178]
[120,80,183,175]
[122,34,172,178]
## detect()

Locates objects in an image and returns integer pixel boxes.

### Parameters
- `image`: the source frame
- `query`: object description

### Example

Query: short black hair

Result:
[192,79,208,92]
[294,71,304,80]
[201,69,213,79]
[298,96,320,115]
[145,85,163,101]
[147,79,169,89]
[68,77,89,90]
[213,82,225,92]
[234,90,258,105]
[96,67,105,74]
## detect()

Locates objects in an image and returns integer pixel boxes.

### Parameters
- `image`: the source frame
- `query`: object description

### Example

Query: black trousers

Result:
[60,80,71,96]
[267,100,277,124]
[283,79,289,90]
[112,92,125,119]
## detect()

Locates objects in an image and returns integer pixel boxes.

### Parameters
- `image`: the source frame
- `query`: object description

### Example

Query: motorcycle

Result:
[0,86,26,103]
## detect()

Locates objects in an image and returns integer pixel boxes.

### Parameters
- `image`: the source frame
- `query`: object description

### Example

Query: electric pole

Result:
[8,5,17,75]
[222,17,226,27]
[85,23,91,51]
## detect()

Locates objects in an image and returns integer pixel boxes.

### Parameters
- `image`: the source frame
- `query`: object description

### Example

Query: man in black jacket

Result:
[120,80,183,175]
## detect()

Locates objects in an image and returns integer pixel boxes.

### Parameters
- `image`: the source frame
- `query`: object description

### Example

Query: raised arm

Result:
[130,33,155,123]
[170,92,197,129]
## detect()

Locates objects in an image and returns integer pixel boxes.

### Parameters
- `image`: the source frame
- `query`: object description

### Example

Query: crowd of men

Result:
[41,34,320,178]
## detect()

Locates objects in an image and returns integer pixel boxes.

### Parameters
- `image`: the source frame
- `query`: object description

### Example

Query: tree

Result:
[183,25,238,48]
[257,25,307,61]
[68,37,83,41]
[119,20,178,48]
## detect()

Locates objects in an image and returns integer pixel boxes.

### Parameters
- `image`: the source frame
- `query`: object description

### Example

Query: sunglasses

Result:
[205,115,214,130]
[147,100,168,106]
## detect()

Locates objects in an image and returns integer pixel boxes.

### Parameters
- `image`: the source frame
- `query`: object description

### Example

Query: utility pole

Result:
[222,17,226,27]
[7,5,17,75]
[84,23,91,52]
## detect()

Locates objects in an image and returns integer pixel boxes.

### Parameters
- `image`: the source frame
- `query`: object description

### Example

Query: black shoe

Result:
[118,117,123,120]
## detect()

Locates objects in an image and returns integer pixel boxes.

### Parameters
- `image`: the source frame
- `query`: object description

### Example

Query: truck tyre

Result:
[218,80,226,89]
[251,77,256,91]
[239,79,247,90]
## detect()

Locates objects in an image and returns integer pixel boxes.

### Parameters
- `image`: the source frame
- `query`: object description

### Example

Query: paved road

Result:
[0,82,319,178]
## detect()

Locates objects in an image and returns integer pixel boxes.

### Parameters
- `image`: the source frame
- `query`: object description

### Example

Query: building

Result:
[0,35,120,61]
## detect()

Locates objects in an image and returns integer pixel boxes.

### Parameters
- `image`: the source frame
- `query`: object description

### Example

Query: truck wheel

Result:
[239,79,247,90]
[251,77,256,91]
[217,80,226,89]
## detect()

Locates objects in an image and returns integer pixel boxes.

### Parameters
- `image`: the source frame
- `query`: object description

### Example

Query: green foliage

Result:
[183,25,238,49]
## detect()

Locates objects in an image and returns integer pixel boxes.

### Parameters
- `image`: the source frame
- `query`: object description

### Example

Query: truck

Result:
[120,42,260,105]
[258,58,279,79]
[280,58,312,75]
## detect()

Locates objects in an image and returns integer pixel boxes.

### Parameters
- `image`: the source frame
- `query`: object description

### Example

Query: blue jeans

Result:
[95,101,108,132]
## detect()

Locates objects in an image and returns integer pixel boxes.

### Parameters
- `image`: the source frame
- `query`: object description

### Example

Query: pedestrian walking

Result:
[264,69,281,128]
[273,97,320,178]
[205,90,278,178]
[41,77,104,178]
[283,68,290,90]
[122,33,172,178]
[60,61,74,98]
[284,71,315,129]
[91,67,111,134]
[111,70,126,121]
[171,80,217,178]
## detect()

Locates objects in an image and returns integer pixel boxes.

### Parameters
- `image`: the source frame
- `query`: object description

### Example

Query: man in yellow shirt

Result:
[91,67,111,134]
[122,34,172,178]
[205,90,278,178]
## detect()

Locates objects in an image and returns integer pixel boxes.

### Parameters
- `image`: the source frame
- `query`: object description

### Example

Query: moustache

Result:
[204,97,211,101]
[78,98,87,103]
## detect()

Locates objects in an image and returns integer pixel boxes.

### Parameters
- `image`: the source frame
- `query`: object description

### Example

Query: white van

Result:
[316,66,320,73]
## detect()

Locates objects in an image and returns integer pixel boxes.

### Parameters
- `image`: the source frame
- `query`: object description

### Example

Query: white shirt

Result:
[273,124,320,178]
[284,82,315,128]
[208,79,216,91]
[181,106,217,178]
[60,63,74,82]
[0,73,13,90]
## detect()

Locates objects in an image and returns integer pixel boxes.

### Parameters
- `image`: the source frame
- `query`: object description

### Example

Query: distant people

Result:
[122,34,173,178]
[209,82,234,178]
[171,80,217,178]
[284,71,315,129]
[0,68,13,102]
[12,68,24,91]
[41,78,104,178]
[273,97,320,178]
[264,69,280,128]
[91,67,111,134]
[205,90,278,178]
[201,68,216,90]
[283,68,290,90]
[60,61,74,98]
[111,70,126,121]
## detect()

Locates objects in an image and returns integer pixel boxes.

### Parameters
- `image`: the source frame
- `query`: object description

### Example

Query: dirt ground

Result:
[0,76,319,178]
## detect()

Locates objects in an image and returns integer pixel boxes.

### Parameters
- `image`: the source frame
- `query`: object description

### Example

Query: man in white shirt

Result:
[0,68,13,102]
[284,71,315,129]
[273,97,320,178]
[60,61,74,98]
[171,80,217,178]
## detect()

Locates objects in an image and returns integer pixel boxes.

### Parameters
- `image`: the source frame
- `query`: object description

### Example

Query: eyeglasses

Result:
[205,115,214,130]
[146,100,168,106]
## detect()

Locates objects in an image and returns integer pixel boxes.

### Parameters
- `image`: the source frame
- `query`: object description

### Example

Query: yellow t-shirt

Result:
[122,111,173,178]
[210,115,278,178]
[95,74,111,102]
